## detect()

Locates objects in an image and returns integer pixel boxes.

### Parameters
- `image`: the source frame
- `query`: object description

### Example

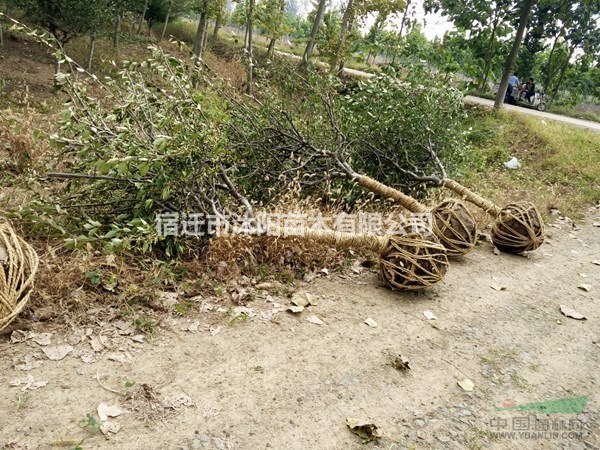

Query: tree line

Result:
[1,0,599,107]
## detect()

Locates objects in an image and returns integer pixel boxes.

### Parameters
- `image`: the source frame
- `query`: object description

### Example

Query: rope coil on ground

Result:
[0,220,39,330]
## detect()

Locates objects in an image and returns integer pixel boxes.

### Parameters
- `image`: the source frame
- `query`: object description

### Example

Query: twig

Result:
[44,172,148,183]
[96,369,126,396]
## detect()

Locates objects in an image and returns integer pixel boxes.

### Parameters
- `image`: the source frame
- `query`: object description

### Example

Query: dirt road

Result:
[1,209,599,450]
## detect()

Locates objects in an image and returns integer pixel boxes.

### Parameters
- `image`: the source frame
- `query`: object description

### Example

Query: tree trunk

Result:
[137,0,149,34]
[392,0,411,63]
[543,32,561,93]
[202,16,209,47]
[161,8,171,41]
[213,14,222,39]
[550,45,575,100]
[193,9,207,59]
[330,0,354,74]
[113,14,121,49]
[302,0,327,66]
[53,58,62,91]
[267,38,276,59]
[478,14,500,90]
[246,0,255,94]
[493,0,536,110]
[86,32,96,72]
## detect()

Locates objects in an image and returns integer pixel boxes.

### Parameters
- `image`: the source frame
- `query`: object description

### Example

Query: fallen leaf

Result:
[490,284,507,291]
[578,284,592,292]
[97,403,123,422]
[458,378,475,392]
[363,318,378,327]
[13,354,43,371]
[107,353,128,363]
[90,336,105,352]
[100,421,121,435]
[181,321,200,332]
[81,352,95,364]
[307,315,324,325]
[31,333,52,346]
[9,375,48,391]
[42,345,73,361]
[392,354,411,371]
[163,393,194,410]
[291,291,317,307]
[287,305,304,313]
[10,330,31,344]
[423,310,437,321]
[560,305,587,320]
[346,418,383,441]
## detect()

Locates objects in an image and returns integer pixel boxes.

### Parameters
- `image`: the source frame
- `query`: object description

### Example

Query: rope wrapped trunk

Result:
[442,178,545,253]
[354,174,477,258]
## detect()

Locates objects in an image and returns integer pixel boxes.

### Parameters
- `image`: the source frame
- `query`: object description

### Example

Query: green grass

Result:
[546,104,600,123]
[455,107,600,218]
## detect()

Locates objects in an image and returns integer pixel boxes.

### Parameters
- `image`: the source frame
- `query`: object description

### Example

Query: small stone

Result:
[414,419,425,428]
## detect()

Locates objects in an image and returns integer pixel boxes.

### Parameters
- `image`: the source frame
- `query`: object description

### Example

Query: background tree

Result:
[302,0,327,65]
[255,0,288,59]
[493,0,536,109]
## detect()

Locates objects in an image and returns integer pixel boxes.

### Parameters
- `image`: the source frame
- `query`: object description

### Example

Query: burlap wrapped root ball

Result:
[0,222,39,330]
[491,202,545,253]
[379,232,449,291]
[430,200,478,257]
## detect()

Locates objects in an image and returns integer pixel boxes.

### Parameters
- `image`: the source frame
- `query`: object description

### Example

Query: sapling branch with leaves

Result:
[229,71,478,257]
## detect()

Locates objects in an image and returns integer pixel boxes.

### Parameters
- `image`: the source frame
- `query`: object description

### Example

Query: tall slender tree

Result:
[302,0,327,65]
[493,0,536,109]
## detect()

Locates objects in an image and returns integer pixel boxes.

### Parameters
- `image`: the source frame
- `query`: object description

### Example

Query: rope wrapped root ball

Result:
[356,175,477,257]
[492,202,544,253]
[430,200,478,258]
[277,226,449,291]
[379,232,449,290]
[0,221,40,330]
[442,179,545,254]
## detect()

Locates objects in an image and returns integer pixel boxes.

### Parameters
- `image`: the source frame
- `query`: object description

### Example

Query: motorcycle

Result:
[504,85,547,111]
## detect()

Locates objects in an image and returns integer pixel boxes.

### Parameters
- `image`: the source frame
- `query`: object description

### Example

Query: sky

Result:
[297,0,456,40]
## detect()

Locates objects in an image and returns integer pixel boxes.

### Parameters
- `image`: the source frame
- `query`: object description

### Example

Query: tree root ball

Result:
[430,200,478,257]
[492,202,545,253]
[1,222,39,330]
[379,232,449,291]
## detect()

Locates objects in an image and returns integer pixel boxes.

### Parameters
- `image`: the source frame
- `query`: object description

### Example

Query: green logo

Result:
[498,396,589,414]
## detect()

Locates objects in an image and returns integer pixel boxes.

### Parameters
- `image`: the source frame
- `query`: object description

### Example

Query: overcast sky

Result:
[298,0,455,40]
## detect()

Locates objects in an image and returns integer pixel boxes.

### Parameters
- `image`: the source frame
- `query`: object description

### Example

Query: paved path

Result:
[464,95,600,133]
[271,49,600,133]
